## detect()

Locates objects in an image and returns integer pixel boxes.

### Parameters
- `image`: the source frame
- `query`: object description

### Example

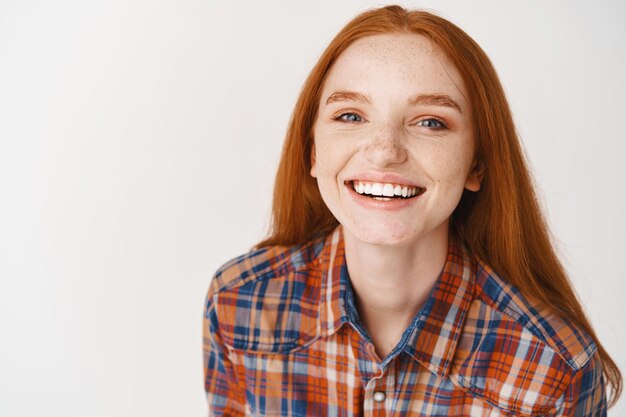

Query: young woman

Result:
[204,5,621,416]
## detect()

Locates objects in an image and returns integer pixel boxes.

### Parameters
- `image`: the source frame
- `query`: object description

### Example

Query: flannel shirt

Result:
[203,226,606,416]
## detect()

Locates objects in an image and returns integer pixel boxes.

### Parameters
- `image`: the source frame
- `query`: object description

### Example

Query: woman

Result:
[203,5,621,416]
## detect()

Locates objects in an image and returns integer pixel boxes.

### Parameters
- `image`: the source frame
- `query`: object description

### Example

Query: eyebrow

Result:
[325,90,462,114]
[325,90,372,105]
[408,93,462,113]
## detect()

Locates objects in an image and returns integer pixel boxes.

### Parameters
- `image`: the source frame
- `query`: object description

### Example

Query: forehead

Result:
[322,33,468,109]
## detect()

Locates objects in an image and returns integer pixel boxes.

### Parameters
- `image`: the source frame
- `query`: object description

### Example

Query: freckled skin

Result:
[311,33,481,248]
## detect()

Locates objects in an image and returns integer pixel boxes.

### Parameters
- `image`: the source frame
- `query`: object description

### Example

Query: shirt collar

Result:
[317,225,476,378]
[317,226,349,333]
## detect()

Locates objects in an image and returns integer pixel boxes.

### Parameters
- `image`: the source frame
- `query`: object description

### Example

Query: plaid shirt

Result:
[203,227,606,416]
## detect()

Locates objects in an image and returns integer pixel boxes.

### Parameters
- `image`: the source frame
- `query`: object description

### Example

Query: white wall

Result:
[0,1,624,416]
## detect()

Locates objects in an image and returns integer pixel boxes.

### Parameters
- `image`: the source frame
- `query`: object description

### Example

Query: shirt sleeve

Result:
[554,353,607,417]
[203,287,247,416]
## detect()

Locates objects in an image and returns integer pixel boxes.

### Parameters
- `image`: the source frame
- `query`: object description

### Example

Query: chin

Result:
[344,220,418,247]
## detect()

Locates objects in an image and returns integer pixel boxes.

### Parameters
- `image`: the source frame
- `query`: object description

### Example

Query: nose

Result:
[363,125,408,167]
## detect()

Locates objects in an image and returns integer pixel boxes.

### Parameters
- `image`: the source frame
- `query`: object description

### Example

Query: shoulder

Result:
[471,259,597,370]
[210,238,323,292]
[206,235,328,352]
[451,258,599,415]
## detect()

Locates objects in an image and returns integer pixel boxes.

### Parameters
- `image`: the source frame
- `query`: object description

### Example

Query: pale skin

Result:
[310,33,483,358]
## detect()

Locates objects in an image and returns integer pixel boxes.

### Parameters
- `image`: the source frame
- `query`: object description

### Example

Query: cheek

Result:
[313,147,336,177]
[423,146,474,187]
[311,131,355,177]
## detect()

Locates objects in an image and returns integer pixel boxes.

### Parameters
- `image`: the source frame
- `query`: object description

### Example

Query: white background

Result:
[1,1,624,416]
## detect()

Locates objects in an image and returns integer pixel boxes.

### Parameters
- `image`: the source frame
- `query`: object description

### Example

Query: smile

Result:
[350,180,424,200]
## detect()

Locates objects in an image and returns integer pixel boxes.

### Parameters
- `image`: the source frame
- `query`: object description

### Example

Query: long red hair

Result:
[257,5,621,406]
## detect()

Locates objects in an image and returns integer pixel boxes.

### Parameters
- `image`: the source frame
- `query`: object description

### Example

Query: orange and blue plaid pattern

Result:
[203,227,606,416]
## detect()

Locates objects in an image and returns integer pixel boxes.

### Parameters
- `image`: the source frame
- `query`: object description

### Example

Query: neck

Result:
[343,222,449,357]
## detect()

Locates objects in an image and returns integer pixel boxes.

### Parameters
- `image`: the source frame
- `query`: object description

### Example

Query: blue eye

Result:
[417,118,447,129]
[336,113,363,123]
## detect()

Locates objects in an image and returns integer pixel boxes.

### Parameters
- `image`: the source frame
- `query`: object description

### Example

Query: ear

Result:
[464,159,484,192]
[309,141,317,178]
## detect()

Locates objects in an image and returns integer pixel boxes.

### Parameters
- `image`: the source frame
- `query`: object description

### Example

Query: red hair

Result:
[257,5,621,406]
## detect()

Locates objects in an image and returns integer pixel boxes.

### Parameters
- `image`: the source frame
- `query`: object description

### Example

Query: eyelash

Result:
[414,117,448,129]
[333,112,448,130]
[334,112,364,123]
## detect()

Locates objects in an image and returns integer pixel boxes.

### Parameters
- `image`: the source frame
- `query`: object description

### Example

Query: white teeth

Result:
[382,184,394,197]
[371,183,383,196]
[352,181,420,199]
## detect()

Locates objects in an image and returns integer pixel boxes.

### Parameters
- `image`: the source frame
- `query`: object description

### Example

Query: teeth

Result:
[371,183,383,196]
[352,181,420,198]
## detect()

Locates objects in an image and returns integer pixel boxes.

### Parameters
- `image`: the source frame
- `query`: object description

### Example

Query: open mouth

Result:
[348,180,425,201]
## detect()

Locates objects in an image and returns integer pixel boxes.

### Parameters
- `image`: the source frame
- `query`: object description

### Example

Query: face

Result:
[310,33,482,248]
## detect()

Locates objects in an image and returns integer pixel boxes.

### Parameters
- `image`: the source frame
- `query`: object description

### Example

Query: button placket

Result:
[377,355,401,416]
[363,360,397,417]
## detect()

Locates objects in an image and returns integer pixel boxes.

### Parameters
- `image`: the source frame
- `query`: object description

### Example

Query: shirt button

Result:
[373,391,386,403]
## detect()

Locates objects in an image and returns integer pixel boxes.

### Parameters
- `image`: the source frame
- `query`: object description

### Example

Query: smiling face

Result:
[310,33,482,248]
